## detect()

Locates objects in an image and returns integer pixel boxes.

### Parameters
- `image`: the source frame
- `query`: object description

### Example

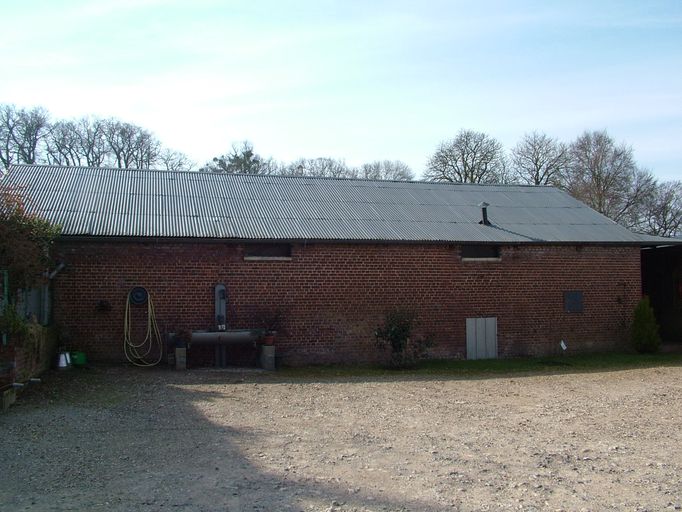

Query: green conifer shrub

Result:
[631,296,661,353]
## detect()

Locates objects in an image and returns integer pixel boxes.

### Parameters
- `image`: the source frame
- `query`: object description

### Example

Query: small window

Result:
[564,291,584,313]
[244,244,292,261]
[461,245,500,260]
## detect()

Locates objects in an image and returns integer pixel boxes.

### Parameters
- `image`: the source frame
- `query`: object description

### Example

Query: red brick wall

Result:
[0,326,58,387]
[0,344,16,388]
[51,241,642,365]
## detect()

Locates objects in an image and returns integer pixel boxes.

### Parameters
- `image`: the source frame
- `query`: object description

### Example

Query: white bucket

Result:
[57,352,71,369]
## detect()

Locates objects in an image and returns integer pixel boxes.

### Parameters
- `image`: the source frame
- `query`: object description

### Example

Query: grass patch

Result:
[278,352,682,380]
[19,366,131,407]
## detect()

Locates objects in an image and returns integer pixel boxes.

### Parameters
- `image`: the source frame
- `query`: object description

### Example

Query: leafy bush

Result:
[0,303,29,340]
[0,184,60,291]
[631,296,661,353]
[255,309,283,334]
[375,308,432,368]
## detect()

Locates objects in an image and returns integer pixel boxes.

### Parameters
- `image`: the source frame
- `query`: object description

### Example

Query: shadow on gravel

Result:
[0,366,435,512]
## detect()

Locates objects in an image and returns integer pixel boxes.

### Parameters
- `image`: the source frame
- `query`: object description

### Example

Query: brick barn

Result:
[4,164,680,367]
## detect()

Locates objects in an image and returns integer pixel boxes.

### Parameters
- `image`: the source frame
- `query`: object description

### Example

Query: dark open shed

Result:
[642,244,682,344]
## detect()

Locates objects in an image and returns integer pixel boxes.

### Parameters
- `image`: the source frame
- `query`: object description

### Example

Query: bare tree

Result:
[131,130,160,169]
[0,104,49,168]
[425,129,506,184]
[159,148,195,172]
[511,132,569,186]
[104,119,136,168]
[0,104,20,169]
[359,160,414,181]
[204,150,409,180]
[638,181,682,237]
[104,119,160,169]
[258,156,282,175]
[75,117,109,167]
[284,157,356,178]
[45,116,116,168]
[45,120,82,166]
[3,103,189,173]
[13,106,49,164]
[566,130,656,227]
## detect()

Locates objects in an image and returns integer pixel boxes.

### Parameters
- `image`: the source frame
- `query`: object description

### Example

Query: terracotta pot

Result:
[262,332,276,346]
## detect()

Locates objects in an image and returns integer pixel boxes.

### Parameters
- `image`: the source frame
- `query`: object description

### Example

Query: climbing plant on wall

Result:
[0,184,60,295]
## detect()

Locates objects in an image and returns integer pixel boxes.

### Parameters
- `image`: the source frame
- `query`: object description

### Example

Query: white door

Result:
[466,317,497,360]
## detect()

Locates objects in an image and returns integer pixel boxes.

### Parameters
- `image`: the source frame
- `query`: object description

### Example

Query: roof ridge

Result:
[8,163,554,189]
[6,163,670,244]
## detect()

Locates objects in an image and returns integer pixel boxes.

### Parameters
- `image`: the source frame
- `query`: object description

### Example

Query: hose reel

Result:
[129,286,148,306]
[124,286,162,367]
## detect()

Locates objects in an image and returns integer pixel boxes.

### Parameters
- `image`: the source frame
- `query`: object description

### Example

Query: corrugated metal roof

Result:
[2,164,676,245]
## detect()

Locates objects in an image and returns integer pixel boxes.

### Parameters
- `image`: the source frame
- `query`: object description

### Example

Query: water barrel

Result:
[260,345,276,371]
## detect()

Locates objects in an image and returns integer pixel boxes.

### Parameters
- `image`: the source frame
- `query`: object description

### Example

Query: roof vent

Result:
[478,201,491,226]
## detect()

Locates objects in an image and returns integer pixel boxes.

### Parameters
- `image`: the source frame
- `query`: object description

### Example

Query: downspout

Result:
[48,262,66,280]
[42,262,65,325]
[1,270,7,346]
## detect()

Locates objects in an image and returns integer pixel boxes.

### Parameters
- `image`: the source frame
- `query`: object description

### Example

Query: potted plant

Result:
[256,310,283,345]
[262,331,276,346]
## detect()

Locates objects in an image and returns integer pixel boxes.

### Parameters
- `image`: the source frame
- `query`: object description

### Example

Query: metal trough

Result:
[190,329,262,368]
[177,284,268,368]
[190,330,260,345]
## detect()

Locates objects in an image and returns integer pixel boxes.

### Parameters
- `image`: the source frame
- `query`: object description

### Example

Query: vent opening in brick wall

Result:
[243,243,292,260]
[563,291,584,313]
[461,245,501,260]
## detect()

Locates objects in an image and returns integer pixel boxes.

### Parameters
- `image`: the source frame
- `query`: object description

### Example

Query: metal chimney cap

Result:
[478,201,492,226]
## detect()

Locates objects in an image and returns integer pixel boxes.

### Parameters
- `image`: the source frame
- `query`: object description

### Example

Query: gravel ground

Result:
[1,364,682,511]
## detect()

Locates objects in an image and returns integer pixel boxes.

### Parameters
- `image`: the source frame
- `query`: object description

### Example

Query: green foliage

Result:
[256,309,283,333]
[0,184,60,290]
[375,308,432,369]
[631,296,661,354]
[204,141,264,174]
[0,303,29,339]
[278,353,682,380]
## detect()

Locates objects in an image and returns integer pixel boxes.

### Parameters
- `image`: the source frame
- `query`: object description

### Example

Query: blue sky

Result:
[1,0,681,180]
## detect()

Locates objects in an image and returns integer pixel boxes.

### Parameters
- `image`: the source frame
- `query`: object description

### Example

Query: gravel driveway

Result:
[1,364,682,511]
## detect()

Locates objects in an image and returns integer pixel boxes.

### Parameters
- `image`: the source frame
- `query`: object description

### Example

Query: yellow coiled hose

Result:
[123,288,163,367]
